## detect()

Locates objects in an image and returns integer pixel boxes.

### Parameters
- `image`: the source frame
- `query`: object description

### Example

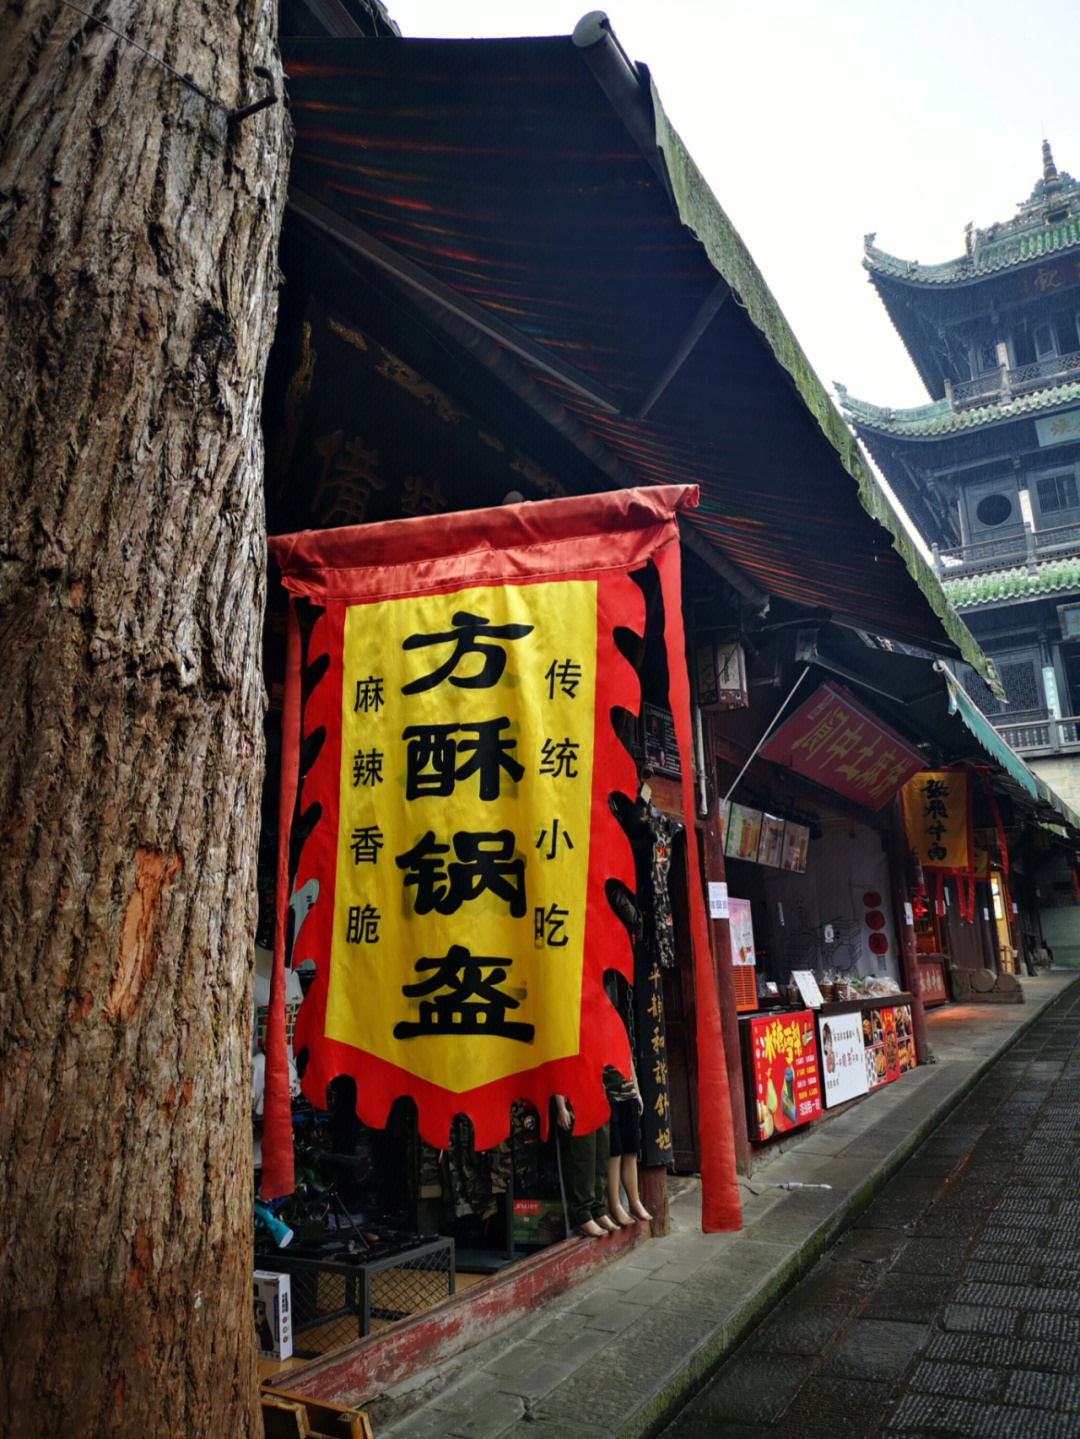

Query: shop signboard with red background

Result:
[861,1003,916,1090]
[916,961,949,1007]
[747,1010,822,1141]
[759,682,925,809]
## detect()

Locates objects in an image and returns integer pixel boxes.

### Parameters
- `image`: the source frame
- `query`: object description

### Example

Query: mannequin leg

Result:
[557,1122,606,1236]
[621,1152,652,1222]
[606,1153,632,1225]
[593,1119,617,1230]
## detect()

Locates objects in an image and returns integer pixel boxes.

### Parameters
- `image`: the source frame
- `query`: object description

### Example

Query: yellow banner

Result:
[900,771,971,873]
[327,580,596,1093]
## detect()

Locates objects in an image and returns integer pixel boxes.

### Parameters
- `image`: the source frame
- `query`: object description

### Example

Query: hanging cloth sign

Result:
[263,486,741,1232]
[900,770,975,920]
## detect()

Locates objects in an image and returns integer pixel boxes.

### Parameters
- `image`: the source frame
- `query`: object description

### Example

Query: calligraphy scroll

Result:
[263,486,740,1231]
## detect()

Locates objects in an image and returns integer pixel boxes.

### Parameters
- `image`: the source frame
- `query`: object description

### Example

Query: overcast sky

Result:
[387,1,1080,414]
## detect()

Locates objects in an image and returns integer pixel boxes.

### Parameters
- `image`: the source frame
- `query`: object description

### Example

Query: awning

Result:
[765,627,1080,841]
[279,27,993,680]
[941,668,1080,834]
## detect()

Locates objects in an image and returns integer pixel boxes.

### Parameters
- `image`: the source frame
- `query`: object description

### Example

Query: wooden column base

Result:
[640,1166,670,1237]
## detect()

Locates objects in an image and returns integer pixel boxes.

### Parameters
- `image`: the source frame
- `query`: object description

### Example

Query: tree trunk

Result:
[0,3,289,1434]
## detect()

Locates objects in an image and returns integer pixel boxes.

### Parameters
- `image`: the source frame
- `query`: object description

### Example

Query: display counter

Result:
[741,992,916,1142]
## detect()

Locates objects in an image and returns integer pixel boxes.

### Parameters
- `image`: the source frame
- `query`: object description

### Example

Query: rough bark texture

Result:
[0,2,289,1433]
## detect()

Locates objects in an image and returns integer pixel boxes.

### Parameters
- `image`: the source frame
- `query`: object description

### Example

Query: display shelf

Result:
[258,1235,454,1355]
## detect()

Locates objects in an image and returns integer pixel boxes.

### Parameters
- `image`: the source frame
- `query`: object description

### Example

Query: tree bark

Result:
[0,3,289,1434]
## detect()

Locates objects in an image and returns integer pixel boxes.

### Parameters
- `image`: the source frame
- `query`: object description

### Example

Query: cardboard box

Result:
[254,1271,293,1360]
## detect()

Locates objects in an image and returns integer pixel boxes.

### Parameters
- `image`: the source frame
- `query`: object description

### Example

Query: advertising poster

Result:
[726,804,763,861]
[757,813,785,867]
[716,798,731,852]
[894,1003,917,1073]
[747,1010,822,1141]
[728,898,756,968]
[862,1005,901,1090]
[818,1010,869,1108]
[728,896,757,1014]
[781,822,810,873]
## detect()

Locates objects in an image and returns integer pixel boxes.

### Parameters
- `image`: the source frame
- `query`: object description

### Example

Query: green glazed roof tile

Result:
[836,379,1080,438]
[864,150,1080,288]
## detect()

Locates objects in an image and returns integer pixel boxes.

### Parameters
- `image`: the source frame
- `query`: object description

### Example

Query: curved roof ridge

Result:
[835,383,951,428]
[865,145,1080,288]
[837,378,1080,438]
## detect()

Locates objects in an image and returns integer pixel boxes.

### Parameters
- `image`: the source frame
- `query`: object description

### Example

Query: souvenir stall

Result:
[251,488,741,1365]
[707,676,925,1145]
[900,769,1024,1004]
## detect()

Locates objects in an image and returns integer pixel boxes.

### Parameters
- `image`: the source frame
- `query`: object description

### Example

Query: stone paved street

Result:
[660,984,1080,1438]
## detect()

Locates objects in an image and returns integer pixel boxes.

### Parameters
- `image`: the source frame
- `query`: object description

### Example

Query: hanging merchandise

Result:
[644,805,681,969]
[263,486,741,1232]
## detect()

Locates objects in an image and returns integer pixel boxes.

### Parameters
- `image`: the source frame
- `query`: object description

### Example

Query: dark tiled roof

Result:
[280,34,990,674]
[865,216,1080,285]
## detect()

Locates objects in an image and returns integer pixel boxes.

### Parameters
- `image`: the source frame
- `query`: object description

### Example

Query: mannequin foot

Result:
[628,1199,652,1222]
[577,1219,606,1238]
[596,1214,619,1232]
[608,1202,633,1226]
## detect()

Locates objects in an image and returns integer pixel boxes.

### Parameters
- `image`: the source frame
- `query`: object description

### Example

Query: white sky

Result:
[387,1,1080,412]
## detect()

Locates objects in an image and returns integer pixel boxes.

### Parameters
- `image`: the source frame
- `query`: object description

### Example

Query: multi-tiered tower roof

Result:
[839,145,1080,768]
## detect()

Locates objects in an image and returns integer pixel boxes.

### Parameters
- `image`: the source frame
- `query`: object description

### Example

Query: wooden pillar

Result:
[640,1167,669,1236]
[701,715,751,1174]
[888,798,930,1064]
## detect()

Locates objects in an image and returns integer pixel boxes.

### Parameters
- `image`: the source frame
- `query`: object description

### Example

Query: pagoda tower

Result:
[838,142,1080,814]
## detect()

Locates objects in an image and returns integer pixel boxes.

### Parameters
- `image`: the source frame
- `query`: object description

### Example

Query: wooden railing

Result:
[935,519,1080,576]
[996,714,1080,754]
[948,348,1080,411]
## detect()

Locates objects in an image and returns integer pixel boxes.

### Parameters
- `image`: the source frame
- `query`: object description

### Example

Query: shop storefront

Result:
[248,18,1019,1393]
[693,666,929,1155]
[253,491,742,1373]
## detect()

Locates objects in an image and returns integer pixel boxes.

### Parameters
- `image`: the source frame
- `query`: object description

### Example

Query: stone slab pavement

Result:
[662,974,1080,1438]
[363,973,1079,1439]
